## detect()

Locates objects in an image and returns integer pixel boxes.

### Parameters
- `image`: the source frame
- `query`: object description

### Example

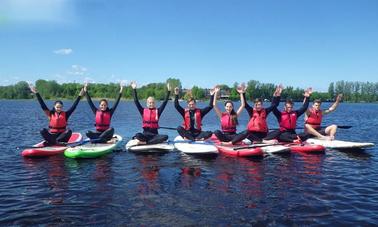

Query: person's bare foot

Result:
[262,139,278,144]
[136,140,147,145]
[318,135,332,141]
[221,141,232,146]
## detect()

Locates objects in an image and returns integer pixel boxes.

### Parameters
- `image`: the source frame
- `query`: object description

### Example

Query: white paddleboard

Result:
[173,136,218,155]
[306,138,374,149]
[126,139,174,153]
[261,145,291,154]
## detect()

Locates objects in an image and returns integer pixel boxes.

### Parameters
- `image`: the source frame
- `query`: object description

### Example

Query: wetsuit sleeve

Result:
[174,95,185,117]
[65,95,81,119]
[266,96,281,114]
[157,90,171,117]
[132,89,144,116]
[295,97,310,117]
[200,94,214,117]
[243,93,253,117]
[272,106,281,121]
[110,92,122,115]
[85,91,98,114]
[36,93,49,114]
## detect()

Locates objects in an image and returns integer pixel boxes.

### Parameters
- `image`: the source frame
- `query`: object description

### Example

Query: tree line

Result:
[0,79,377,103]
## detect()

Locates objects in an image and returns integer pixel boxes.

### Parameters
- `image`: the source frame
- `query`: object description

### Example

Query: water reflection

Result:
[2,101,378,225]
[23,156,69,206]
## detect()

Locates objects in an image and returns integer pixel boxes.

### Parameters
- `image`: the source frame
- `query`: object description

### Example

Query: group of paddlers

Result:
[28,82,342,146]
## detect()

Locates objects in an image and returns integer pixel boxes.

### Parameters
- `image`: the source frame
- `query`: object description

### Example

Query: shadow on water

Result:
[330,148,373,160]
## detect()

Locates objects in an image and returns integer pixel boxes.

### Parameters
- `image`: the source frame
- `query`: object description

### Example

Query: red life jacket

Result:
[305,108,322,128]
[247,109,268,132]
[221,112,237,133]
[279,111,297,131]
[95,110,111,131]
[182,108,202,130]
[143,108,159,129]
[48,111,67,133]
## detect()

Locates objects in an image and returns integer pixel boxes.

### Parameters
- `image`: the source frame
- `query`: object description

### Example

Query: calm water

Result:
[1,100,377,225]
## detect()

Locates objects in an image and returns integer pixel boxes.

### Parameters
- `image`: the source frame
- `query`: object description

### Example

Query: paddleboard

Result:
[260,145,291,154]
[306,138,375,150]
[22,132,83,157]
[64,134,122,158]
[284,142,326,153]
[126,139,175,153]
[174,136,218,155]
[215,144,263,157]
[210,135,289,155]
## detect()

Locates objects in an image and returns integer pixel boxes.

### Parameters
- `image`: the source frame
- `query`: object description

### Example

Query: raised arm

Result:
[174,87,185,117]
[110,82,123,115]
[84,83,97,114]
[266,84,283,114]
[243,93,253,117]
[157,83,171,117]
[235,85,245,117]
[29,84,50,116]
[296,87,312,117]
[200,88,214,117]
[324,94,342,114]
[131,81,144,115]
[66,88,84,119]
[213,86,222,119]
[272,105,281,121]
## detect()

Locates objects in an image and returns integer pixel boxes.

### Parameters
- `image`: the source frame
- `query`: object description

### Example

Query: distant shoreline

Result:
[1,98,377,104]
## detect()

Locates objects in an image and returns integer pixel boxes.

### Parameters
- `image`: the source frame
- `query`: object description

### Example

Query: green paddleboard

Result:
[64,134,122,158]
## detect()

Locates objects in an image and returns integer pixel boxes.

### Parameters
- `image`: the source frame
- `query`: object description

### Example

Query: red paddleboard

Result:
[22,132,83,157]
[284,142,325,153]
[211,135,263,157]
[215,144,264,157]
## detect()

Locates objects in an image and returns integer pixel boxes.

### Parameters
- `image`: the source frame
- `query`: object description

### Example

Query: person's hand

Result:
[236,83,246,94]
[304,87,313,97]
[274,84,284,96]
[214,86,220,94]
[174,87,179,95]
[209,86,216,96]
[336,94,343,102]
[29,83,37,94]
[119,81,124,93]
[83,82,88,92]
[130,81,137,89]
[167,83,171,91]
[79,88,85,97]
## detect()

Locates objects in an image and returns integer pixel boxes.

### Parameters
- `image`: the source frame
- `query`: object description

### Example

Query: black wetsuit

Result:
[85,91,121,143]
[36,93,81,145]
[133,89,170,144]
[218,94,281,144]
[174,94,214,141]
[264,97,310,142]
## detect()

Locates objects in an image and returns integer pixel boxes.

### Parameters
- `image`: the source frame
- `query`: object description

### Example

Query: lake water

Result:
[1,100,377,225]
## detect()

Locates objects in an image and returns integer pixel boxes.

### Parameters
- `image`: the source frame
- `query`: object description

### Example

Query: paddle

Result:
[68,136,119,147]
[169,140,215,145]
[159,126,178,130]
[232,143,277,150]
[335,125,352,129]
[18,138,103,150]
[269,125,352,130]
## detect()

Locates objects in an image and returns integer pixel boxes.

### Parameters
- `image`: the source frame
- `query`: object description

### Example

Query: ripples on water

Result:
[0,100,378,225]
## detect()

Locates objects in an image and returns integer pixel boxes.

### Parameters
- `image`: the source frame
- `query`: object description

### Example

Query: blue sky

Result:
[0,0,377,91]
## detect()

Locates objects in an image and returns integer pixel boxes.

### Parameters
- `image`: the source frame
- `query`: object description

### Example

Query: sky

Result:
[0,0,377,91]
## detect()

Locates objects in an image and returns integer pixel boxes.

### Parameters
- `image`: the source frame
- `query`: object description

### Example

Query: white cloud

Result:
[68,64,88,76]
[54,48,73,55]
